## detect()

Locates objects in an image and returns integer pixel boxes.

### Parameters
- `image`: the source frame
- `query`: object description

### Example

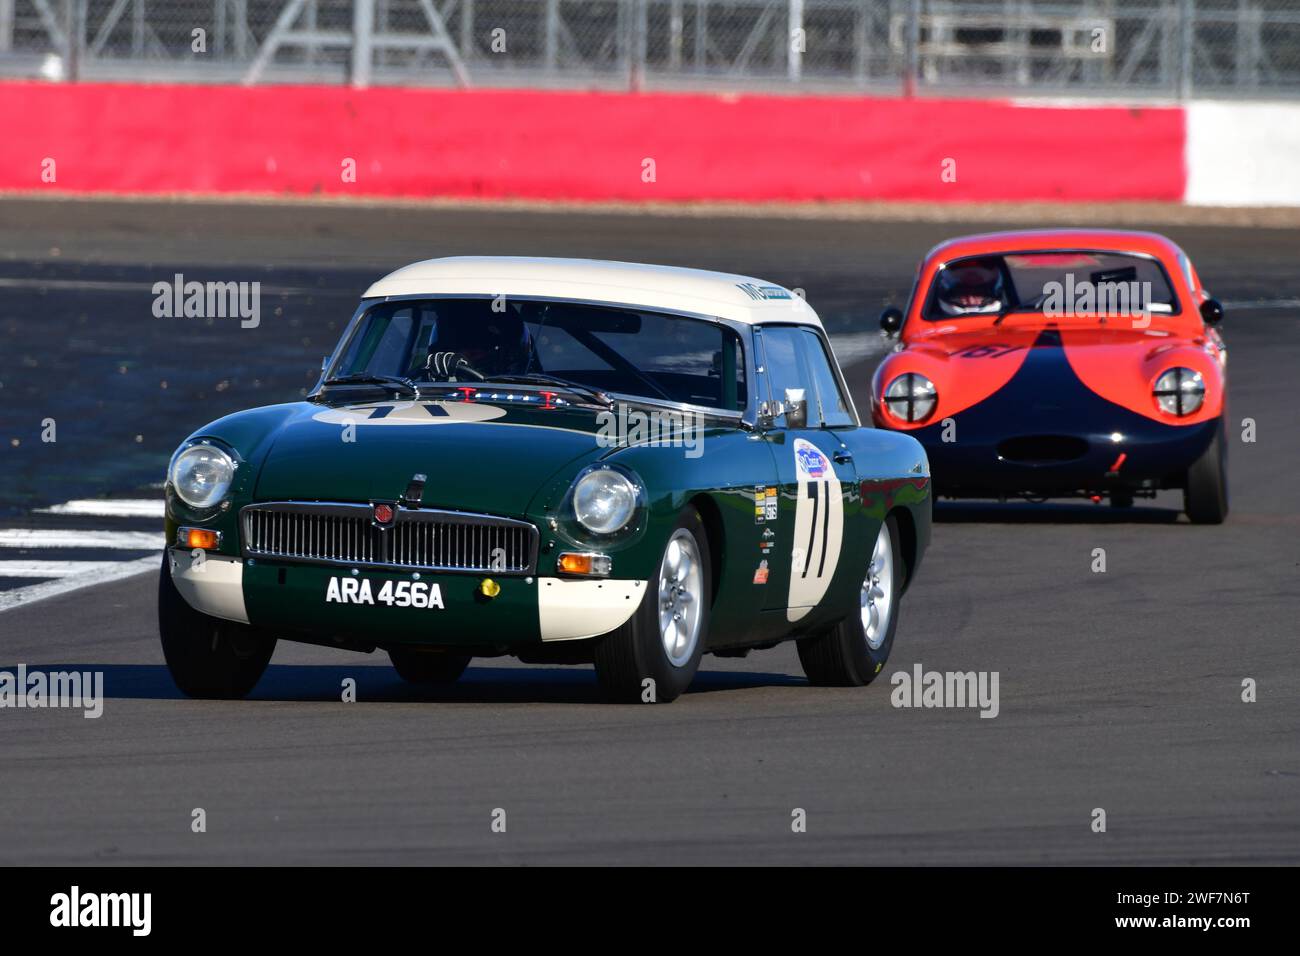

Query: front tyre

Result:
[1184,417,1229,525]
[593,508,711,703]
[388,647,471,684]
[158,552,276,699]
[797,513,905,687]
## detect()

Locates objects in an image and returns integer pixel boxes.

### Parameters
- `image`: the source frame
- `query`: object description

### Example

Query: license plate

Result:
[325,576,444,609]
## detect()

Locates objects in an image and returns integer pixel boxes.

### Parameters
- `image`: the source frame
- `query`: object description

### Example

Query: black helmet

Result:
[428,301,533,375]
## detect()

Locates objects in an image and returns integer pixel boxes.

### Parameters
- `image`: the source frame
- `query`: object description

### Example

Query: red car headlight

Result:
[1153,367,1205,417]
[883,373,937,423]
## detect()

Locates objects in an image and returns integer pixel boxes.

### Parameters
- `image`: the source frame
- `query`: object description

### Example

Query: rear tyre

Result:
[797,514,905,687]
[388,647,471,684]
[158,552,276,699]
[1184,418,1229,525]
[593,508,711,704]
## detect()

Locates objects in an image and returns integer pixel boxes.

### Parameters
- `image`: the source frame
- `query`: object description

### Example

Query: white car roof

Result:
[362,257,823,328]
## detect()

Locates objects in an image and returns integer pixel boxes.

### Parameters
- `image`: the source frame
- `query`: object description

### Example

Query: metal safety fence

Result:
[1,0,1298,97]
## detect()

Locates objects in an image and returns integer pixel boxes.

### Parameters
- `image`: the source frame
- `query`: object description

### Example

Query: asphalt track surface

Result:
[1,198,1297,864]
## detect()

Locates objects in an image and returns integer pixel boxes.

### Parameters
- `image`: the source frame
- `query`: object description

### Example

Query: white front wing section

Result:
[168,547,249,624]
[537,577,646,641]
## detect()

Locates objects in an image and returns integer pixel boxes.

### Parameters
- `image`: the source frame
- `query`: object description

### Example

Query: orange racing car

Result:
[872,230,1228,523]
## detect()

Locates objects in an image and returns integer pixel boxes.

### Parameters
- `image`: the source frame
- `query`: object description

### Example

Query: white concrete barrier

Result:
[1186,101,1300,207]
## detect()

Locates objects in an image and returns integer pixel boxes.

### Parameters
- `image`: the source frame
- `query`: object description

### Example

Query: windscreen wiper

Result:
[481,373,613,408]
[321,373,420,398]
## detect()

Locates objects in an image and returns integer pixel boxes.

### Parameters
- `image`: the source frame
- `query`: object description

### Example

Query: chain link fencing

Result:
[0,0,1297,96]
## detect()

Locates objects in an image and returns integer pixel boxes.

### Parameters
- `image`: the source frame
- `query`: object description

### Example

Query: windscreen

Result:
[924,252,1179,321]
[331,298,747,410]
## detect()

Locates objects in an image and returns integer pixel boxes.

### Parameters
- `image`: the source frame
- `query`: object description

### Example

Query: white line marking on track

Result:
[35,499,164,518]
[0,529,164,550]
[0,277,330,295]
[0,555,158,613]
[1221,298,1300,311]
[0,560,129,579]
[0,278,153,292]
[829,330,890,367]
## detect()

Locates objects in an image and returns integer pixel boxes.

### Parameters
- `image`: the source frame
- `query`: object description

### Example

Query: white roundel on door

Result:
[787,438,844,622]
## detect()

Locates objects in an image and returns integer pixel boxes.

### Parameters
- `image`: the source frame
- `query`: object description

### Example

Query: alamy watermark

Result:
[890,663,999,718]
[1042,273,1155,328]
[152,273,260,329]
[596,402,704,459]
[50,886,150,936]
[0,664,103,718]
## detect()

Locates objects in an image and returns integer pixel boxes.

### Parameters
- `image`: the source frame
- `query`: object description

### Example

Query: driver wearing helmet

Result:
[935,258,1006,316]
[426,302,534,379]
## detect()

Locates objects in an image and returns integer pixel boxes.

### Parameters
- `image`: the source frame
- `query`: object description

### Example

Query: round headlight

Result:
[170,444,236,509]
[572,468,639,535]
[884,373,937,423]
[1153,367,1205,417]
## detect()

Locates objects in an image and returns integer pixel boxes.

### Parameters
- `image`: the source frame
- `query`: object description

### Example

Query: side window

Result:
[761,326,855,428]
[799,329,855,427]
[759,326,807,428]
[1177,252,1200,299]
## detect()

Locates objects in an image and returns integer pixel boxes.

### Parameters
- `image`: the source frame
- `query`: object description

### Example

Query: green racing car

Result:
[159,257,931,703]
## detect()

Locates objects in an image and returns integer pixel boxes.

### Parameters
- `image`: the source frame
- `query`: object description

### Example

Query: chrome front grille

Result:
[241,502,537,575]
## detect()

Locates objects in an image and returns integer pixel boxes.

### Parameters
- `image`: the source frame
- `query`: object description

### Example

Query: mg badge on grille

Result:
[372,502,395,527]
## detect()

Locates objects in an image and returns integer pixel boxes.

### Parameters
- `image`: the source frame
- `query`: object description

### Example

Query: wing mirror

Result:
[1200,298,1224,326]
[783,388,808,428]
[880,307,903,334]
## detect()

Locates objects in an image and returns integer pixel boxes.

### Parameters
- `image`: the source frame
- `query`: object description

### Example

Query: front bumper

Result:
[168,547,644,646]
[916,416,1219,496]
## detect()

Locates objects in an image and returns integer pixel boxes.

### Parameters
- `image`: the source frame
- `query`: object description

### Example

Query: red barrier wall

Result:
[0,82,1187,202]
